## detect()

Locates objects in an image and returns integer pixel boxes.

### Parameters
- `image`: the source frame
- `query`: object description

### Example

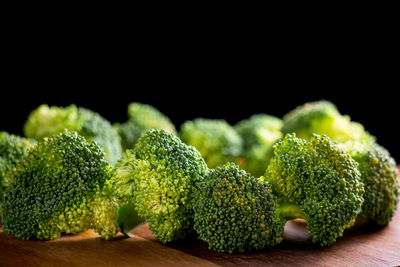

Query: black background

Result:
[1,24,399,161]
[2,75,398,162]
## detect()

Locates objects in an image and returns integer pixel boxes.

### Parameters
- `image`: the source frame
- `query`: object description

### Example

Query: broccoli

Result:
[24,104,122,165]
[1,130,119,240]
[0,132,36,205]
[114,102,176,151]
[112,129,208,243]
[340,141,399,226]
[180,119,242,168]
[117,201,145,237]
[282,100,375,144]
[265,133,364,246]
[0,157,9,205]
[235,114,283,177]
[193,163,285,253]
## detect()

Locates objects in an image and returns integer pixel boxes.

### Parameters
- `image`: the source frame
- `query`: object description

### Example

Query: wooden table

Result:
[1,181,399,266]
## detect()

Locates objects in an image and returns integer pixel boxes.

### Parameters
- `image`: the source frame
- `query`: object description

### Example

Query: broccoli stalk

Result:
[277,202,306,221]
[117,201,145,237]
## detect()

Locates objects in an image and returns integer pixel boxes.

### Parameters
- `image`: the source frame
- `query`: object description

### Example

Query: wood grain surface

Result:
[1,177,399,266]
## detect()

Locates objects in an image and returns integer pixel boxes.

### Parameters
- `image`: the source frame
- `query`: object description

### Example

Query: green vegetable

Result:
[341,141,399,225]
[282,100,375,143]
[2,130,119,240]
[265,133,364,246]
[193,163,285,253]
[0,157,10,206]
[112,129,208,243]
[24,104,122,165]
[180,118,242,168]
[114,102,176,150]
[0,132,36,205]
[117,201,145,237]
[235,114,283,177]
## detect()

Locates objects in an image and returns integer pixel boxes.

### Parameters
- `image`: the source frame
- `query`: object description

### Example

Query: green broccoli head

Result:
[24,104,122,165]
[341,141,399,225]
[2,130,119,240]
[193,163,285,253]
[23,104,84,139]
[180,119,243,168]
[282,100,375,144]
[78,107,123,165]
[0,132,36,204]
[0,157,9,203]
[112,129,208,243]
[266,133,364,246]
[235,114,283,177]
[114,102,177,151]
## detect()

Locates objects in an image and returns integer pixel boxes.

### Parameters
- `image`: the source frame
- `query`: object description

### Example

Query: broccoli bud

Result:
[341,141,399,225]
[235,114,283,177]
[112,129,208,243]
[2,131,119,240]
[266,133,364,246]
[193,163,285,253]
[180,119,242,168]
[24,104,122,165]
[282,100,375,144]
[0,132,36,207]
[114,102,176,151]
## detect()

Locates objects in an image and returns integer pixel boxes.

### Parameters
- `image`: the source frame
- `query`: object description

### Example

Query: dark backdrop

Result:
[1,74,398,162]
[1,28,398,161]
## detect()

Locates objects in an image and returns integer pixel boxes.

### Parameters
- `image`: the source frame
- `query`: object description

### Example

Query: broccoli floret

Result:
[193,163,285,253]
[180,119,242,168]
[341,141,399,225]
[78,107,123,165]
[235,114,283,177]
[1,130,119,240]
[0,157,9,204]
[112,129,208,243]
[265,133,364,246]
[114,102,176,150]
[0,132,36,205]
[24,104,122,165]
[282,100,375,144]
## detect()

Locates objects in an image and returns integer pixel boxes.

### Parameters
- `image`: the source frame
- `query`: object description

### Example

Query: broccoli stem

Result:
[278,202,306,220]
[117,202,145,237]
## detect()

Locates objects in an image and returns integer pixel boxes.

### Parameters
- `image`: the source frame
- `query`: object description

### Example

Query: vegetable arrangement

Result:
[0,100,398,254]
